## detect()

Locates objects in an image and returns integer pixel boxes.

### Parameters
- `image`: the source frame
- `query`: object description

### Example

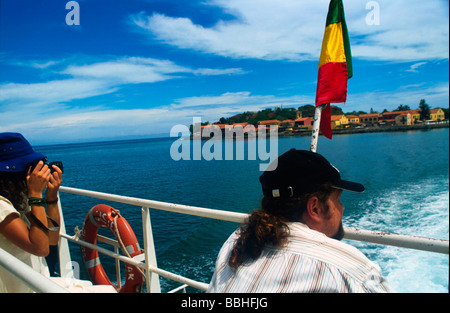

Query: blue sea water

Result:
[35,128,449,293]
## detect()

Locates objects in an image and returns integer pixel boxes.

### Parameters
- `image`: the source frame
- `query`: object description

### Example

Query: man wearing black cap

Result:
[207,149,394,293]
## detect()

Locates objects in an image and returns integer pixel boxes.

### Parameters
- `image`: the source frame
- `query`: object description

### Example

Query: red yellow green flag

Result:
[315,0,352,139]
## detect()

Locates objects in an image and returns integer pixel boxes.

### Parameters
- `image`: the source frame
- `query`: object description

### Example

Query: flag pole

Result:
[310,104,324,153]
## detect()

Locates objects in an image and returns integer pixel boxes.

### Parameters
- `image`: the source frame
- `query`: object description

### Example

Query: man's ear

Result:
[305,196,321,222]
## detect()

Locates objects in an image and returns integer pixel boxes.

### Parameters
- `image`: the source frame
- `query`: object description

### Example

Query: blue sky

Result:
[0,0,448,144]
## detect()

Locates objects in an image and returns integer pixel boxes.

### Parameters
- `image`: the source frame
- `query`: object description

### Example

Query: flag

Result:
[315,0,352,139]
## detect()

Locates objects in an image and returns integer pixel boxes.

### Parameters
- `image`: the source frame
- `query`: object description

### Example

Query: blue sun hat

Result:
[0,133,46,173]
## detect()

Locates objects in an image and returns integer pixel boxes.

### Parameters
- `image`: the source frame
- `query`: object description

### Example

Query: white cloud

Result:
[2,80,447,144]
[62,57,245,83]
[0,89,312,143]
[168,92,313,129]
[0,107,174,144]
[0,56,244,110]
[131,2,324,61]
[0,79,116,109]
[171,91,309,110]
[29,60,60,69]
[132,0,449,62]
[63,60,177,84]
[0,56,247,143]
[406,62,427,73]
[347,82,449,112]
[350,1,449,61]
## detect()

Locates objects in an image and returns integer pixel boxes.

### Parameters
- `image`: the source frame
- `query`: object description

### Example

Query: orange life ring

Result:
[81,204,144,293]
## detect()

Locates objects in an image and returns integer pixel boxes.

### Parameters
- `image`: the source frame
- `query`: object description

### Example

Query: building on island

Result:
[430,108,445,121]
[198,107,447,137]
[294,117,313,128]
[395,113,413,126]
[359,113,381,126]
[347,115,360,124]
[331,115,349,129]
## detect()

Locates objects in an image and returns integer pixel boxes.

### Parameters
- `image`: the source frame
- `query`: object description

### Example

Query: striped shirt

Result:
[207,222,395,293]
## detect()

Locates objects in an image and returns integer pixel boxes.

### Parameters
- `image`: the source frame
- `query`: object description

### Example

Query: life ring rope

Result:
[112,214,145,278]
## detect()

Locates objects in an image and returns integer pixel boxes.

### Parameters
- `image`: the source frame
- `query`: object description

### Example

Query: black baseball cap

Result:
[260,149,364,198]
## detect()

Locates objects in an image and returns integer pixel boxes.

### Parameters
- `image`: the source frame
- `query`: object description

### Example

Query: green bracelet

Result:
[28,197,46,207]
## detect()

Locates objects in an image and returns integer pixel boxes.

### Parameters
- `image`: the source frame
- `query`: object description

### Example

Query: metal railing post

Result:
[141,207,161,293]
[56,192,75,280]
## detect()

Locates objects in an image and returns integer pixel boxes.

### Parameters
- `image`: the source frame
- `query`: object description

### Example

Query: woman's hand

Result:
[26,161,51,198]
[45,164,63,202]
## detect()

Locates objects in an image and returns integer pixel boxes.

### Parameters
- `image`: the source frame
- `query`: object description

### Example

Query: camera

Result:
[29,160,64,174]
[48,161,64,174]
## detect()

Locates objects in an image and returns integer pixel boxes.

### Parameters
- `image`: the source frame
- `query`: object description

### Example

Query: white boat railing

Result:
[58,186,449,255]
[1,185,448,293]
[0,247,69,293]
[58,186,449,293]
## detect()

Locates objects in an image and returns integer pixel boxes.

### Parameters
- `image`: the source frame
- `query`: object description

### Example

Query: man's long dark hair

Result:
[228,184,334,269]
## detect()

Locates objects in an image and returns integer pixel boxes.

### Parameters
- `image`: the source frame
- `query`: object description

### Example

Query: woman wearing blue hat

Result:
[0,132,62,292]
